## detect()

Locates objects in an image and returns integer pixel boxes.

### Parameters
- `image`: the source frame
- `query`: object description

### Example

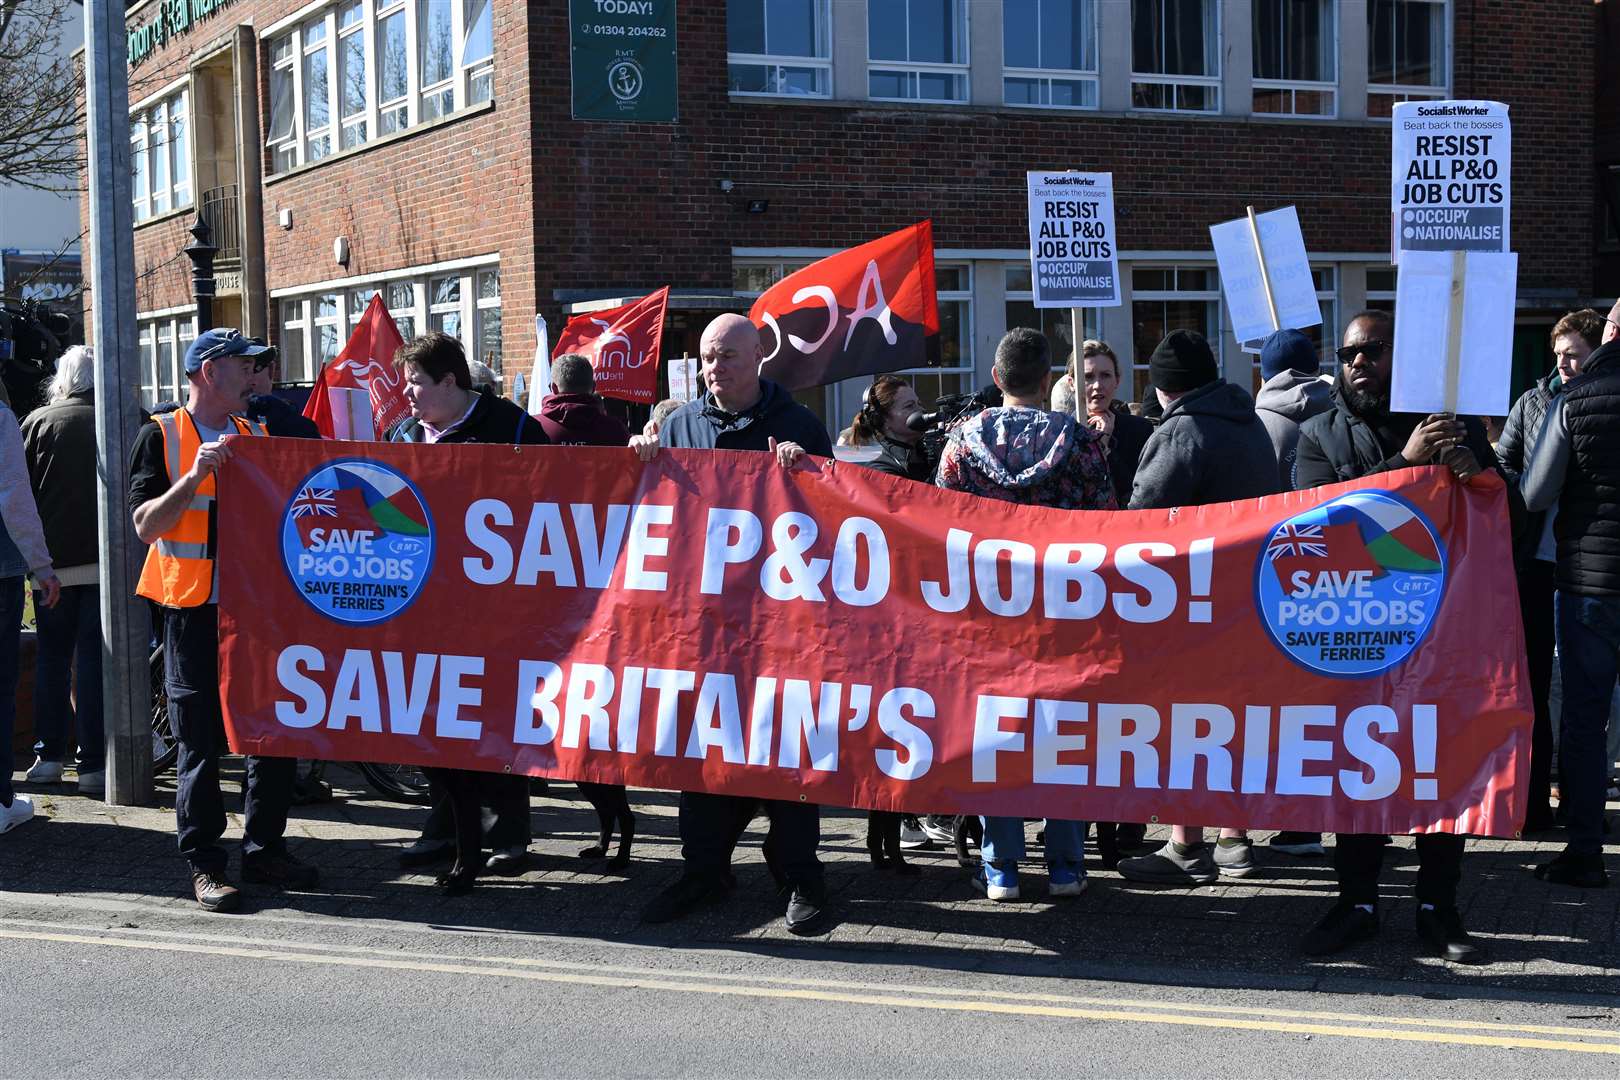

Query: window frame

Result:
[1002,0,1101,111]
[867,0,971,104]
[133,312,199,409]
[1130,0,1223,115]
[266,0,494,177]
[1129,265,1223,405]
[1367,0,1450,119]
[727,0,833,99]
[130,84,192,224]
[1251,0,1339,118]
[1003,263,1102,379]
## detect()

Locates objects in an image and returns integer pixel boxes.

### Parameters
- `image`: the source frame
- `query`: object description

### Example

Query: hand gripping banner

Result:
[219,441,1531,837]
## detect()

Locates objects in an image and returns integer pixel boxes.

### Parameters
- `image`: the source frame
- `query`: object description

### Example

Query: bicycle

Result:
[149,644,430,803]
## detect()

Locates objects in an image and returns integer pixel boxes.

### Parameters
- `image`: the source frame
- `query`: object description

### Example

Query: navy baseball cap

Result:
[183,328,275,374]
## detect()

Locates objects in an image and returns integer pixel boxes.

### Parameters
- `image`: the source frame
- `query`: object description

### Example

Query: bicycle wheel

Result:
[357,761,432,804]
[150,645,179,773]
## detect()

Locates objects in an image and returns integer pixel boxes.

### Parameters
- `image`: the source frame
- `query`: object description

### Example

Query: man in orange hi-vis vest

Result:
[130,328,318,913]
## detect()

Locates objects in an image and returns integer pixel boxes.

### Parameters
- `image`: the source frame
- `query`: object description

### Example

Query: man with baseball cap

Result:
[130,328,317,912]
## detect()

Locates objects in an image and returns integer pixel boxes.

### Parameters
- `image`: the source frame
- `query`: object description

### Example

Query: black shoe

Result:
[485,846,531,876]
[1301,902,1378,956]
[1416,906,1489,965]
[785,883,828,936]
[436,866,478,896]
[641,873,727,924]
[242,849,320,889]
[1522,805,1558,833]
[1533,850,1610,888]
[191,871,242,913]
[398,838,455,869]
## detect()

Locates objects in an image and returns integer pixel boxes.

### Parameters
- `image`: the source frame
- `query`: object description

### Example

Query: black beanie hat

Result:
[1149,330,1218,393]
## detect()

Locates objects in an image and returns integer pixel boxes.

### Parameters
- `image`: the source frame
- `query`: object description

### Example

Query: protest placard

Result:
[221,440,1531,836]
[1210,206,1322,349]
[1391,250,1519,417]
[667,356,700,402]
[1026,172,1120,308]
[1391,100,1510,261]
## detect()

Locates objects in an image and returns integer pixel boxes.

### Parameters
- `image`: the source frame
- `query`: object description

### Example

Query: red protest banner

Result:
[552,287,669,405]
[751,222,939,390]
[302,293,409,438]
[218,441,1530,837]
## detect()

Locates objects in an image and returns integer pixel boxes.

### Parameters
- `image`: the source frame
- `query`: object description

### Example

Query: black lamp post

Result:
[183,212,217,334]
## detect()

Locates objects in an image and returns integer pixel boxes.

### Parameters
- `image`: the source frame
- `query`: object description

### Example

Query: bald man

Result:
[633,313,834,935]
[1604,298,1619,346]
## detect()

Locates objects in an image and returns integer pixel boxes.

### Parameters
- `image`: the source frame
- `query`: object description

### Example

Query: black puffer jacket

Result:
[1496,372,1558,567]
[1555,342,1620,597]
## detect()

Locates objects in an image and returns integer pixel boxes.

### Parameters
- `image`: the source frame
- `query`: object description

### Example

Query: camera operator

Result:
[846,374,930,482]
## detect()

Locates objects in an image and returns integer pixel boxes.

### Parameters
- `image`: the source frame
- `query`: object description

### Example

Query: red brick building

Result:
[90,0,1607,433]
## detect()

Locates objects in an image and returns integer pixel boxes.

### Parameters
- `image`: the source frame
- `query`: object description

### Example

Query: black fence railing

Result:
[200,184,242,266]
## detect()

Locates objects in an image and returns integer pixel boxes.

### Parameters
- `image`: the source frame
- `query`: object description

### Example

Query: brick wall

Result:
[83,0,1599,356]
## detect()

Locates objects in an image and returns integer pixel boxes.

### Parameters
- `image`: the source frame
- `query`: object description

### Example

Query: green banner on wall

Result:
[569,0,678,123]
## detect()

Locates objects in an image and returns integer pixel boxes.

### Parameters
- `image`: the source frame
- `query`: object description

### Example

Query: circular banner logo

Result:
[1255,490,1447,678]
[280,459,435,626]
[608,59,644,102]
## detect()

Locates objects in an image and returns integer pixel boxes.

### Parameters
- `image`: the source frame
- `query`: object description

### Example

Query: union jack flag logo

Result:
[1267,523,1329,560]
[291,486,338,518]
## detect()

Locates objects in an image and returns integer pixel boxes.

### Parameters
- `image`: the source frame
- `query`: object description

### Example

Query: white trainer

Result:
[24,758,63,783]
[0,795,36,834]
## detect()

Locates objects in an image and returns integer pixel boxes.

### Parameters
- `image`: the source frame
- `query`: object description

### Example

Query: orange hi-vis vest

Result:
[136,409,266,609]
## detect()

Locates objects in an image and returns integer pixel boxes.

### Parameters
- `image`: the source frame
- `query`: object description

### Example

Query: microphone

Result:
[905,411,939,433]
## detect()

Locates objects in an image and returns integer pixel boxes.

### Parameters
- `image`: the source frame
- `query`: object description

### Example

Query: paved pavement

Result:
[1,764,1617,1076]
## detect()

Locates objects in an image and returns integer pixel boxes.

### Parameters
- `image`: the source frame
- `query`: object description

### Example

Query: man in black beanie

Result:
[1117,330,1280,886]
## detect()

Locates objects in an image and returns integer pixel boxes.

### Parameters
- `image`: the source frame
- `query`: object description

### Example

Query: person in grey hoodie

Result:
[1118,329,1279,886]
[1254,328,1333,490]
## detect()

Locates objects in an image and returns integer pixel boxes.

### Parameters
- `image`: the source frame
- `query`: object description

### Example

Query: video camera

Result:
[904,384,1004,481]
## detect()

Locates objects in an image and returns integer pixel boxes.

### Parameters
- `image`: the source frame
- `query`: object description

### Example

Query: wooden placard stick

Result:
[1247,205,1281,332]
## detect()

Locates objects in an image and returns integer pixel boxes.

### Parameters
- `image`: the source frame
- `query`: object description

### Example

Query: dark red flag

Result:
[302,293,409,438]
[750,222,939,390]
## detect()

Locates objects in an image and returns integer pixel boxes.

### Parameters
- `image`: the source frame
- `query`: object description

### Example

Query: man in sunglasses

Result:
[242,340,319,439]
[130,327,318,912]
[1293,309,1503,965]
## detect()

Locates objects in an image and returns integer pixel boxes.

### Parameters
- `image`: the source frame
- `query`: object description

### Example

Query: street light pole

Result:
[184,214,218,334]
[84,0,154,805]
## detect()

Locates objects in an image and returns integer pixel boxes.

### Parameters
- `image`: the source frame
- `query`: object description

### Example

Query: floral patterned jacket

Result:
[936,405,1118,510]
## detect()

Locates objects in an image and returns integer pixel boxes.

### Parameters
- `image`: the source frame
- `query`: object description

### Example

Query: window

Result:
[868,0,969,103]
[134,314,198,409]
[1368,0,1447,118]
[275,260,498,382]
[1004,264,1101,379]
[1004,0,1098,109]
[1253,0,1336,117]
[728,0,831,97]
[1131,266,1220,405]
[1365,266,1396,313]
[268,0,495,175]
[1131,0,1220,113]
[130,87,192,222]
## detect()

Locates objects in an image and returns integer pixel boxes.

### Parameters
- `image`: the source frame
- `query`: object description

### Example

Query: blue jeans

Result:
[1556,591,1620,856]
[32,584,103,771]
[980,817,1087,866]
[0,577,21,806]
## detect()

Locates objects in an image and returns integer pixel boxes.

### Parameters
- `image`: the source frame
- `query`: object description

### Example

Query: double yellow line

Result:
[1,922,1616,1056]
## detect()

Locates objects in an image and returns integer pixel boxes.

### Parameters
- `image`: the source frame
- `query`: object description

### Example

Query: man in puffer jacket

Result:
[1254,328,1333,490]
[937,327,1116,902]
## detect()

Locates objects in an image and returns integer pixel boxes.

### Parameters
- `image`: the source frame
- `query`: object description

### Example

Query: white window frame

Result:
[1129,264,1222,404]
[1367,0,1450,119]
[1247,266,1339,392]
[273,256,498,382]
[1003,263,1101,376]
[1003,0,1101,111]
[1130,0,1222,114]
[266,0,493,176]
[1252,0,1338,118]
[134,311,198,408]
[474,266,502,374]
[130,84,192,223]
[336,0,370,151]
[727,0,833,99]
[280,298,312,383]
[868,0,970,104]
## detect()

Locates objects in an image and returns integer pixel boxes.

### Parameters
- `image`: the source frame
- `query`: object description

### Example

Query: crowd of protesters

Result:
[0,299,1616,964]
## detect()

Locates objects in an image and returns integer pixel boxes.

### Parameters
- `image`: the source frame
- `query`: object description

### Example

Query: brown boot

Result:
[191,871,242,913]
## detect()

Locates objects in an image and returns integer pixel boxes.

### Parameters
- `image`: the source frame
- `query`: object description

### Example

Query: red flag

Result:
[302,293,409,438]
[552,287,669,405]
[750,222,939,391]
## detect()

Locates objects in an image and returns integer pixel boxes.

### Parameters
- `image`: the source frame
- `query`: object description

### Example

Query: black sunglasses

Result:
[1334,340,1390,364]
